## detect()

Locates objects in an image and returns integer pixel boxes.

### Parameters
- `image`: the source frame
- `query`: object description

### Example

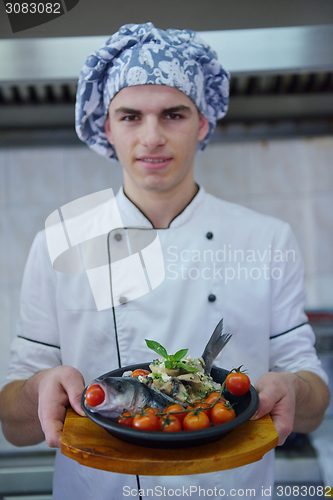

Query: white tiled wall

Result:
[195,136,333,307]
[0,136,332,453]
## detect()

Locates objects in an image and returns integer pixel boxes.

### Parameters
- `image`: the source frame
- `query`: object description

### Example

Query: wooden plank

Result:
[61,407,278,475]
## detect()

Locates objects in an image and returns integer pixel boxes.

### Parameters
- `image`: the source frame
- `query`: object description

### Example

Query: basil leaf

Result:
[171,348,188,362]
[164,360,173,369]
[145,339,169,359]
[175,362,199,373]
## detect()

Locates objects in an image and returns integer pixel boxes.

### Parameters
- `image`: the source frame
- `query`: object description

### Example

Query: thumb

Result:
[250,391,274,421]
[69,389,86,417]
[64,372,86,417]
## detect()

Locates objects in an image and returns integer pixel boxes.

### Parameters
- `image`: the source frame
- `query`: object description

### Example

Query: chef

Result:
[0,23,330,500]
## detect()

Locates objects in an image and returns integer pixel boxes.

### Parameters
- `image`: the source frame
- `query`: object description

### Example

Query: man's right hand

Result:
[0,366,85,448]
[37,366,86,447]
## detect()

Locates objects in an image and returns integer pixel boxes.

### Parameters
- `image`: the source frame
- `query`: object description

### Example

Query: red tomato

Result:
[117,411,134,427]
[133,414,157,431]
[204,392,225,406]
[210,403,236,426]
[146,407,163,429]
[85,384,105,407]
[226,372,251,396]
[183,411,211,431]
[132,369,150,378]
[163,404,188,423]
[161,414,182,432]
[133,408,162,431]
[190,401,211,419]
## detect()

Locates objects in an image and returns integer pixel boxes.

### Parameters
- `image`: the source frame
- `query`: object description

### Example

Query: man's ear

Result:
[197,113,210,143]
[104,114,114,145]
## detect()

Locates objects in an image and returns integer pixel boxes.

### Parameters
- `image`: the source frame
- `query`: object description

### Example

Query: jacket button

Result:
[119,296,127,304]
[114,233,122,241]
[208,294,216,302]
[206,232,213,240]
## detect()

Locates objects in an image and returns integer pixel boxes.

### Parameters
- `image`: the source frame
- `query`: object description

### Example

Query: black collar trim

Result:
[122,184,201,229]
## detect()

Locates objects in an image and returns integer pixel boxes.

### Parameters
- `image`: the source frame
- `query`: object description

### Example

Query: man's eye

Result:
[166,113,182,120]
[122,115,139,121]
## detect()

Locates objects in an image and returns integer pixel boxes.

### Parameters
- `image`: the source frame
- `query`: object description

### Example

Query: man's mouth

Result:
[139,158,168,163]
[136,156,172,169]
[137,156,172,162]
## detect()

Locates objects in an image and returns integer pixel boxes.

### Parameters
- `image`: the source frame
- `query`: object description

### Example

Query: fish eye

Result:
[117,382,124,391]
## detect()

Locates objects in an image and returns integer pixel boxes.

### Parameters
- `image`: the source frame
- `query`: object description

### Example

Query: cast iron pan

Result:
[82,363,259,449]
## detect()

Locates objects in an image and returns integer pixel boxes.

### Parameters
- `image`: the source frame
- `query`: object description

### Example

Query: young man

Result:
[0,23,330,500]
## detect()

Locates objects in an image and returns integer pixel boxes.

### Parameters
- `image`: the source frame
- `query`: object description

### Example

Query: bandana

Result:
[75,22,230,160]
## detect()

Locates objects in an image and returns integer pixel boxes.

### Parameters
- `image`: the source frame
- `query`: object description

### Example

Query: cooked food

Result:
[84,319,232,418]
[133,353,223,404]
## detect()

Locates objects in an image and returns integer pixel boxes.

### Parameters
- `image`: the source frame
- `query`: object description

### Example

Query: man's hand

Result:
[251,371,330,446]
[0,366,85,448]
[37,366,86,448]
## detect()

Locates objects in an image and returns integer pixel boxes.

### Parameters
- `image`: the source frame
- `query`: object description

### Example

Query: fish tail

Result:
[202,319,232,374]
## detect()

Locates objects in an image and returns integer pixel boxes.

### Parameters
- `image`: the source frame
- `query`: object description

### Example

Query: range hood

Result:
[0,24,333,143]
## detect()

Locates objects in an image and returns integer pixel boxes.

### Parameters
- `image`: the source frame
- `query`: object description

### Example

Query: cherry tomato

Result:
[117,411,134,427]
[85,384,105,407]
[161,414,182,432]
[226,372,251,396]
[183,411,211,431]
[145,407,163,430]
[133,414,156,431]
[210,403,236,426]
[163,404,188,423]
[190,401,211,419]
[132,369,150,378]
[204,392,225,406]
[133,408,162,431]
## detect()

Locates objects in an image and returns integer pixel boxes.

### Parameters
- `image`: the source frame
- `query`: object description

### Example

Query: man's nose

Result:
[140,117,166,149]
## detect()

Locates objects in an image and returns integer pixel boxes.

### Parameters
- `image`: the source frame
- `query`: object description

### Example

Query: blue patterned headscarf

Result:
[75,23,230,161]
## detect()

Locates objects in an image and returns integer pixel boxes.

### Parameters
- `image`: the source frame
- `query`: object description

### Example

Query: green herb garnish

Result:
[145,339,198,371]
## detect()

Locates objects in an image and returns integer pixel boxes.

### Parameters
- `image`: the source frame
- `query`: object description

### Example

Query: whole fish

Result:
[83,319,231,419]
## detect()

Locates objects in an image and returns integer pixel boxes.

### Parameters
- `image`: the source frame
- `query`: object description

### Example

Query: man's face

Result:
[104,85,209,195]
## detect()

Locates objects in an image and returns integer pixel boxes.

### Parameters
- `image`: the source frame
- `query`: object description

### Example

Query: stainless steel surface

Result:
[3,496,52,499]
[202,25,333,75]
[1,0,332,39]
[0,25,332,136]
[0,452,54,497]
[1,25,333,83]
[274,457,321,483]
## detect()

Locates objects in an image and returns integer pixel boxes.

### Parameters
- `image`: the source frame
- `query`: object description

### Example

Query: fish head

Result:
[84,376,139,419]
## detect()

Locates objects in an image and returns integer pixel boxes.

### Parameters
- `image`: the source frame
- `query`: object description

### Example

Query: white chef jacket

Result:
[3,186,328,500]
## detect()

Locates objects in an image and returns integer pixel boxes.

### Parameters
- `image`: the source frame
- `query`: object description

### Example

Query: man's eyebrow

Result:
[162,105,192,114]
[113,105,192,115]
[114,107,142,115]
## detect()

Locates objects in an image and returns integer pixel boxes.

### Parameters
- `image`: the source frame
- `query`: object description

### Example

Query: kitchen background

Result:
[1,1,333,498]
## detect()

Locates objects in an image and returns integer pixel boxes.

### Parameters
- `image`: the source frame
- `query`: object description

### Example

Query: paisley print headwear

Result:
[75,22,230,160]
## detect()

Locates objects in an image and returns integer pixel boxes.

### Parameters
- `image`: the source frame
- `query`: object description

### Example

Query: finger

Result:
[61,372,86,417]
[38,398,67,448]
[250,390,275,421]
[68,387,86,417]
[38,367,85,446]
[270,396,295,446]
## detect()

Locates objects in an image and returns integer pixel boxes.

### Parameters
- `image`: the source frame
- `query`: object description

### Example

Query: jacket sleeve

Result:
[268,222,328,384]
[1,231,62,390]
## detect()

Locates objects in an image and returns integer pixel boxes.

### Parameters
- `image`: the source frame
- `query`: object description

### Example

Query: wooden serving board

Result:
[61,407,278,475]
